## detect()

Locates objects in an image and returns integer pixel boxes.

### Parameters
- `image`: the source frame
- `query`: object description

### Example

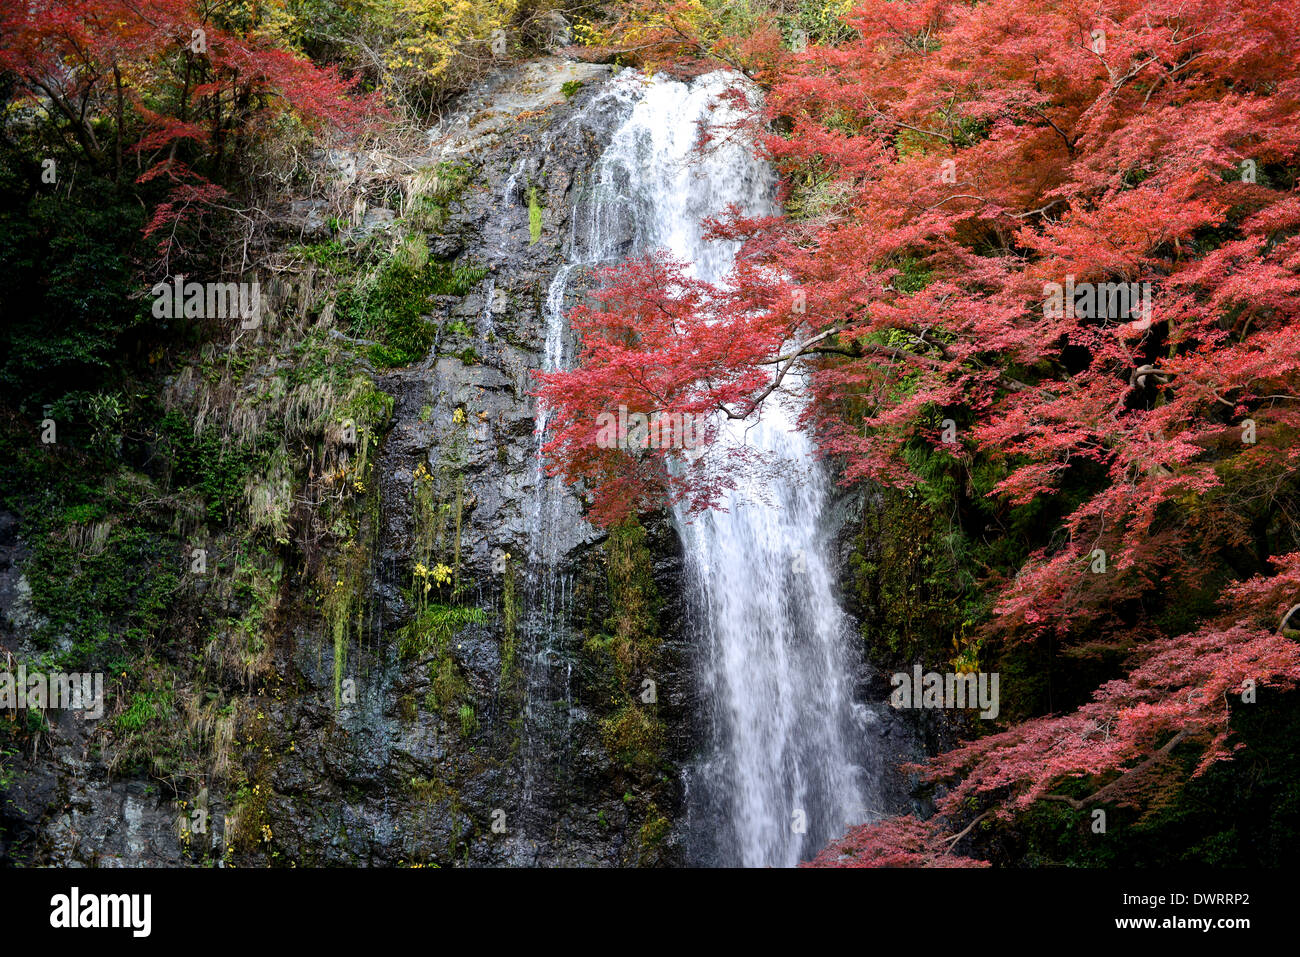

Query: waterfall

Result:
[480,275,496,338]
[531,69,871,865]
[679,406,871,868]
[598,73,870,868]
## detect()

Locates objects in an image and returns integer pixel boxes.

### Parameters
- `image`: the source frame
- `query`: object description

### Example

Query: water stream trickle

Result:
[515,75,642,833]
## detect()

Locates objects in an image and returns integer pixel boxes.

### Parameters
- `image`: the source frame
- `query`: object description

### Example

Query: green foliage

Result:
[22,490,181,671]
[399,603,487,659]
[0,175,147,403]
[588,519,661,684]
[221,547,285,681]
[891,255,933,294]
[779,0,858,46]
[601,703,662,769]
[382,0,520,110]
[783,162,849,222]
[0,744,21,791]
[848,401,1110,715]
[407,161,472,233]
[850,489,974,666]
[699,0,768,37]
[408,775,446,803]
[589,519,666,778]
[116,688,170,733]
[336,248,485,367]
[323,530,379,710]
[399,603,485,722]
[527,185,543,244]
[425,655,468,717]
[107,661,207,785]
[290,238,349,267]
[638,806,671,849]
[458,703,477,736]
[161,410,268,525]
[60,502,107,525]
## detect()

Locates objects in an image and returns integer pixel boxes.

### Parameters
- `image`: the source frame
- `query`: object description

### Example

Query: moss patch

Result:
[527,185,543,245]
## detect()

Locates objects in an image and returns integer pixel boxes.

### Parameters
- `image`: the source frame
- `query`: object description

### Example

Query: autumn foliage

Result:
[0,0,377,254]
[568,0,786,79]
[802,814,989,868]
[538,0,1300,863]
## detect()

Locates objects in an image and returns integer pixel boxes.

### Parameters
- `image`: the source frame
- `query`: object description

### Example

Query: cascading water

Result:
[680,407,872,868]
[533,69,874,866]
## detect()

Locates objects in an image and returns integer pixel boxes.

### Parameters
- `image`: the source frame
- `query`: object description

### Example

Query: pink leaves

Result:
[535,252,789,525]
[140,180,228,240]
[802,814,990,868]
[918,622,1300,816]
[0,0,378,260]
[1222,553,1300,629]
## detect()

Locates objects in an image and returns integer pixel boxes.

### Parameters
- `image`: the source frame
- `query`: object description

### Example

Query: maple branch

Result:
[758,325,844,364]
[31,78,106,165]
[1039,728,1191,810]
[1031,107,1077,154]
[727,328,949,420]
[943,810,992,852]
[1104,56,1160,99]
[1130,364,1172,387]
[720,327,837,419]
[864,98,954,144]
[1011,198,1068,219]
[919,193,990,213]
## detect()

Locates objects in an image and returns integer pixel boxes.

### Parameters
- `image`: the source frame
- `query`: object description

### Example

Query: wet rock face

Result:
[248,60,696,867]
[2,58,695,869]
[0,710,187,867]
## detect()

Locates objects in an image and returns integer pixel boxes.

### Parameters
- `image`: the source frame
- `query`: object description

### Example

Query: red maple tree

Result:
[0,0,378,253]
